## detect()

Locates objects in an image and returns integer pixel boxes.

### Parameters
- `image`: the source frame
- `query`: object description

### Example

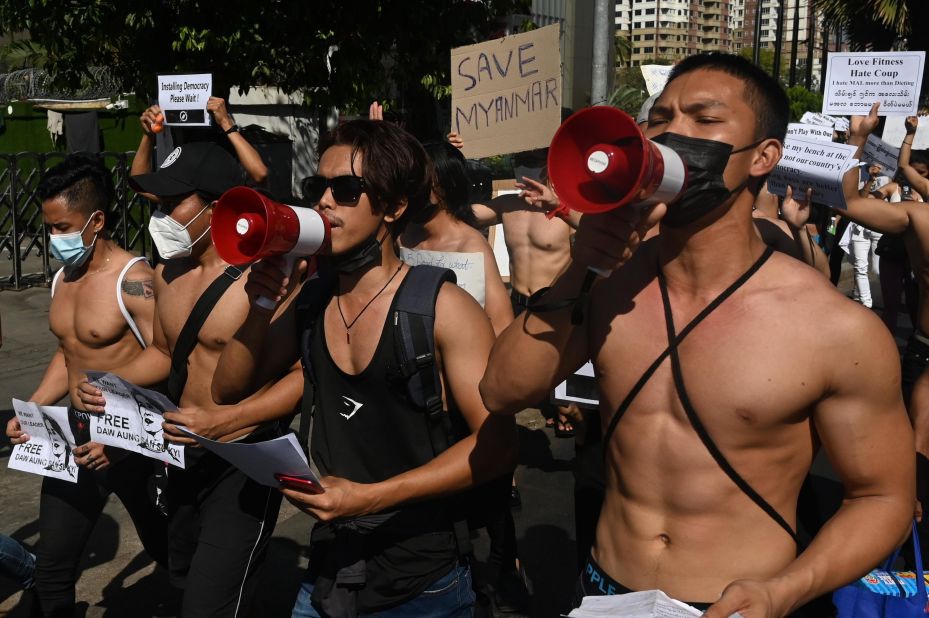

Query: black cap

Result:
[130,142,240,200]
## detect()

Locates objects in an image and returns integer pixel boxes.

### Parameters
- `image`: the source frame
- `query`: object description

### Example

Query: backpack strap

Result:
[391,265,457,456]
[294,270,337,452]
[166,265,245,403]
[50,267,64,298]
[389,265,472,555]
[116,256,149,349]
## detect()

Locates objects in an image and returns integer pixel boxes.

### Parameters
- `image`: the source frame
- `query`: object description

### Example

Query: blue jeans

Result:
[0,533,35,590]
[292,563,474,617]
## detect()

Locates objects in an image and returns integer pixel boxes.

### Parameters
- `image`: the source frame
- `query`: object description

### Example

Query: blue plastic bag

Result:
[833,521,928,617]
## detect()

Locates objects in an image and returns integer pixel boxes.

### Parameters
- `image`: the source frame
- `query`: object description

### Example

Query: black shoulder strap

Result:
[658,248,798,546]
[295,270,337,451]
[166,265,244,403]
[391,265,457,454]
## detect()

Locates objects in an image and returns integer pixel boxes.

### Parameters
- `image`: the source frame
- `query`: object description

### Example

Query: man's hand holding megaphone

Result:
[571,201,667,274]
[242,256,308,312]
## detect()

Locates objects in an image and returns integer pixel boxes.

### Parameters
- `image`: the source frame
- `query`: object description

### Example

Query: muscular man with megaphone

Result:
[481,53,914,617]
[76,141,304,617]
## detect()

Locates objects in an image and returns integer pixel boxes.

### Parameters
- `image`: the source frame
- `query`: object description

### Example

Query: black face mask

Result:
[652,132,761,228]
[325,228,387,274]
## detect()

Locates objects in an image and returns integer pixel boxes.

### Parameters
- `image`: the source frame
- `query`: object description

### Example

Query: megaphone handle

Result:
[254,254,297,311]
[587,266,611,278]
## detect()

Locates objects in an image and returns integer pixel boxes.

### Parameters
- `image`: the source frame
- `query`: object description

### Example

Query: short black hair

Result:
[38,154,115,232]
[665,53,789,142]
[318,119,431,237]
[422,141,478,227]
[911,149,929,168]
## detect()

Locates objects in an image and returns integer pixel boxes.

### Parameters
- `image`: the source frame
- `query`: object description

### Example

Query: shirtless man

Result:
[5,154,167,617]
[76,141,303,617]
[480,53,914,616]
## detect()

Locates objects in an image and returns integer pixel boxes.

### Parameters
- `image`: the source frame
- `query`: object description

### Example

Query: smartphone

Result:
[274,473,325,494]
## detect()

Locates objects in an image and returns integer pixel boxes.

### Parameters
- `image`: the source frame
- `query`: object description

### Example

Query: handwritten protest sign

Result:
[88,372,185,468]
[861,134,900,179]
[8,400,78,482]
[451,24,561,159]
[158,73,212,126]
[399,248,486,307]
[800,111,836,127]
[640,65,673,96]
[823,52,926,116]
[787,123,835,142]
[882,115,929,149]
[767,136,858,210]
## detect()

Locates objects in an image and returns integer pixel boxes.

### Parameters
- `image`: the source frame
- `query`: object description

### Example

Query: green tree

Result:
[739,47,790,84]
[610,66,647,115]
[786,85,824,122]
[0,0,526,124]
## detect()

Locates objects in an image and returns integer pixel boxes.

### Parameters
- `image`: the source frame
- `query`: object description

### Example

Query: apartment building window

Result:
[644,21,654,27]
[761,29,769,37]
[645,8,655,14]
[643,47,654,53]
[635,9,642,15]
[644,33,654,40]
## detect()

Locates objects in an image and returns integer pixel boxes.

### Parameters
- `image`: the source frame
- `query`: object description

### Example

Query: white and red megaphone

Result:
[212,186,330,309]
[548,106,687,215]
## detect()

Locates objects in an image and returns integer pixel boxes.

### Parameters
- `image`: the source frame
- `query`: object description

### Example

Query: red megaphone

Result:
[548,106,687,214]
[212,187,330,308]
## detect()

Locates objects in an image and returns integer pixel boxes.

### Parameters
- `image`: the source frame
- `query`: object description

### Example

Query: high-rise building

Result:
[614,0,846,89]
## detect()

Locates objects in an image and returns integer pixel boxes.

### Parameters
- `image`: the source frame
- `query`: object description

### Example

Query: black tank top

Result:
[306,273,459,611]
[309,275,440,482]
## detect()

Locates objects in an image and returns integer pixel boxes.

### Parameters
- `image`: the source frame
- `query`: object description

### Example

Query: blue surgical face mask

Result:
[49,211,100,268]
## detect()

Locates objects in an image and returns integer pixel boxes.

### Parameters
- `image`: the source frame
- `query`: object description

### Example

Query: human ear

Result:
[385,198,409,223]
[750,138,782,178]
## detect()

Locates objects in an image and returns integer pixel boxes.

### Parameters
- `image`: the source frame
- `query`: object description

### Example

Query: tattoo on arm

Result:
[122,279,154,299]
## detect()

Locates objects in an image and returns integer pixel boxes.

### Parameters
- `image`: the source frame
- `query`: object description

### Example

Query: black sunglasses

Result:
[301,175,367,205]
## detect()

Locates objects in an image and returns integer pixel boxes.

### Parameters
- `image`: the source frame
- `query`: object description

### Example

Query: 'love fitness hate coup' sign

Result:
[823,52,925,116]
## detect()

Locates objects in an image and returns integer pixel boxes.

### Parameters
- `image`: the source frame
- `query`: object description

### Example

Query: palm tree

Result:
[615,35,632,68]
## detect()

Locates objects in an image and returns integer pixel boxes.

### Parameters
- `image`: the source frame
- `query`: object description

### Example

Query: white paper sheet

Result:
[8,399,79,482]
[861,134,900,180]
[178,428,322,489]
[158,73,213,126]
[823,51,926,116]
[400,248,486,307]
[767,136,859,210]
[565,590,703,617]
[87,372,185,468]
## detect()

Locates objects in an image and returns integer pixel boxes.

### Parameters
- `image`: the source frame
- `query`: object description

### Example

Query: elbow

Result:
[249,166,269,185]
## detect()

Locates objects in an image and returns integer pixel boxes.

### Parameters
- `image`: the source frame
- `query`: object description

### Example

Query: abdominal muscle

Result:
[591,407,806,604]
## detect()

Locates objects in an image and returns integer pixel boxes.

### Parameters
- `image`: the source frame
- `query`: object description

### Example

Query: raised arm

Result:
[207,97,269,185]
[130,105,162,203]
[481,203,665,414]
[709,308,914,618]
[838,103,914,234]
[899,116,929,199]
[778,186,830,278]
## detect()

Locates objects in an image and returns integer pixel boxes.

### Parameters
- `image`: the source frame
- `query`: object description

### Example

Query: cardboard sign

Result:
[823,52,926,116]
[451,24,562,159]
[8,399,79,482]
[399,248,486,307]
[861,134,900,179]
[767,136,858,210]
[787,123,835,142]
[88,372,185,468]
[800,111,836,127]
[640,65,673,96]
[881,115,929,149]
[158,73,212,126]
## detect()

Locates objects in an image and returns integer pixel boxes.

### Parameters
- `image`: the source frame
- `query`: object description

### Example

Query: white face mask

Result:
[148,203,211,259]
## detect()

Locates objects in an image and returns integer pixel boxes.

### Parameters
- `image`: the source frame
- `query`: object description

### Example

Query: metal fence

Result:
[0,151,153,290]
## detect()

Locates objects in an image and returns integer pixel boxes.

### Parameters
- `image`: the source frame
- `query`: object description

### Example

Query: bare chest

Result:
[502,210,571,254]
[158,273,248,354]
[49,276,130,348]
